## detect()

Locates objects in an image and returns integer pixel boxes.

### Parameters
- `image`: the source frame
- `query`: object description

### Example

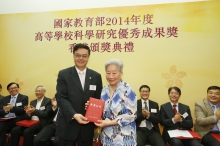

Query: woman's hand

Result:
[94,119,118,128]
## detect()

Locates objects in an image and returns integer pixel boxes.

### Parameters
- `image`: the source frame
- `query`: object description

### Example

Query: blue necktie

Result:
[8,97,15,117]
[144,102,152,130]
[213,105,220,130]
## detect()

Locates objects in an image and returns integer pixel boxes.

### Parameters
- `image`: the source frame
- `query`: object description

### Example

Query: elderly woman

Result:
[95,58,137,146]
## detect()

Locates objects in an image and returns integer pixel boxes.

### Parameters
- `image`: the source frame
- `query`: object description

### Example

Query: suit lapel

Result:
[40,97,46,107]
[6,96,11,105]
[204,98,213,116]
[149,100,153,110]
[167,102,175,117]
[137,99,142,113]
[84,68,92,91]
[178,103,184,114]
[14,94,21,107]
[70,66,84,92]
[32,100,37,108]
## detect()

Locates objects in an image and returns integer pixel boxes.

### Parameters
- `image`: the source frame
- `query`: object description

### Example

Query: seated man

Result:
[34,97,59,146]
[160,86,200,146]
[195,86,220,146]
[8,85,54,146]
[0,82,28,146]
[136,85,165,146]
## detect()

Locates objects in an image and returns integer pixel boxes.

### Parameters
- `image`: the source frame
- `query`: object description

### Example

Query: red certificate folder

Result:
[176,130,202,139]
[16,120,40,127]
[210,133,220,142]
[85,97,105,123]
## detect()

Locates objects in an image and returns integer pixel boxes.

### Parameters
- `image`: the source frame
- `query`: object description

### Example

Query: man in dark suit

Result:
[0,82,28,146]
[55,43,103,146]
[195,86,220,146]
[34,97,59,146]
[136,85,165,146]
[160,86,200,146]
[8,85,54,146]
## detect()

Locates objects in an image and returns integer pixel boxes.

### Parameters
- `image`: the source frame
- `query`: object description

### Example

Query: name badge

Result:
[151,109,157,113]
[89,85,96,91]
[40,106,45,110]
[182,112,189,118]
[16,102,22,106]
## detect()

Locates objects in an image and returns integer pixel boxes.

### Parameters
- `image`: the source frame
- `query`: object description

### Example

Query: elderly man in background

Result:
[8,85,53,146]
[195,86,220,146]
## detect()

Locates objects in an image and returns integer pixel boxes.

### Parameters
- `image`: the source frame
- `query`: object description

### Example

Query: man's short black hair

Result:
[139,85,150,92]
[168,86,181,95]
[7,82,19,90]
[73,43,91,55]
[207,86,220,93]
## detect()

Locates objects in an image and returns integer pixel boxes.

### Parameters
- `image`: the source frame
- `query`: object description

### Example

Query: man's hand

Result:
[142,108,150,118]
[7,103,13,110]
[24,105,35,114]
[174,112,182,122]
[51,97,57,109]
[3,106,10,113]
[73,114,89,124]
[28,105,35,114]
[215,109,220,120]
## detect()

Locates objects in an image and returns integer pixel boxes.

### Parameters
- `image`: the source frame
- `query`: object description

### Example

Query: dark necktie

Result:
[173,104,177,114]
[55,108,61,126]
[144,101,152,130]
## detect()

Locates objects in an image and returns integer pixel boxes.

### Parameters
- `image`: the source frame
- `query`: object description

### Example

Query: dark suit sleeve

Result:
[0,97,8,116]
[31,98,52,118]
[136,101,145,123]
[94,73,102,99]
[160,104,175,127]
[10,95,28,114]
[56,70,77,122]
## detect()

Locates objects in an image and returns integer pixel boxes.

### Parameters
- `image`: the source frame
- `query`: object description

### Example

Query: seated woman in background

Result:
[95,58,137,146]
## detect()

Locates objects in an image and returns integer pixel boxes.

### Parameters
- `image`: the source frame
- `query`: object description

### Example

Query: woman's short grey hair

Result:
[105,58,123,72]
[35,85,46,91]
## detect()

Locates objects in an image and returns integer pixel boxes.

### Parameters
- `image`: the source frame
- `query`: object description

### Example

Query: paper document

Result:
[168,130,193,138]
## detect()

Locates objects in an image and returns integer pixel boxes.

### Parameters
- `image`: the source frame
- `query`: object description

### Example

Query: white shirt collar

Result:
[170,102,179,107]
[75,67,87,74]
[11,93,18,98]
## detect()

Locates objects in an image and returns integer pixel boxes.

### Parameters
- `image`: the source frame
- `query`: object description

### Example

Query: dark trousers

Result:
[0,119,17,146]
[34,123,59,146]
[8,124,43,146]
[59,130,93,146]
[201,132,220,146]
[168,138,201,146]
[137,127,165,146]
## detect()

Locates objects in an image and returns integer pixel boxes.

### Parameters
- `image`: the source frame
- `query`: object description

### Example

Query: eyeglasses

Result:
[8,87,18,90]
[35,90,44,93]
[74,54,88,59]
[169,92,179,95]
[141,90,149,93]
